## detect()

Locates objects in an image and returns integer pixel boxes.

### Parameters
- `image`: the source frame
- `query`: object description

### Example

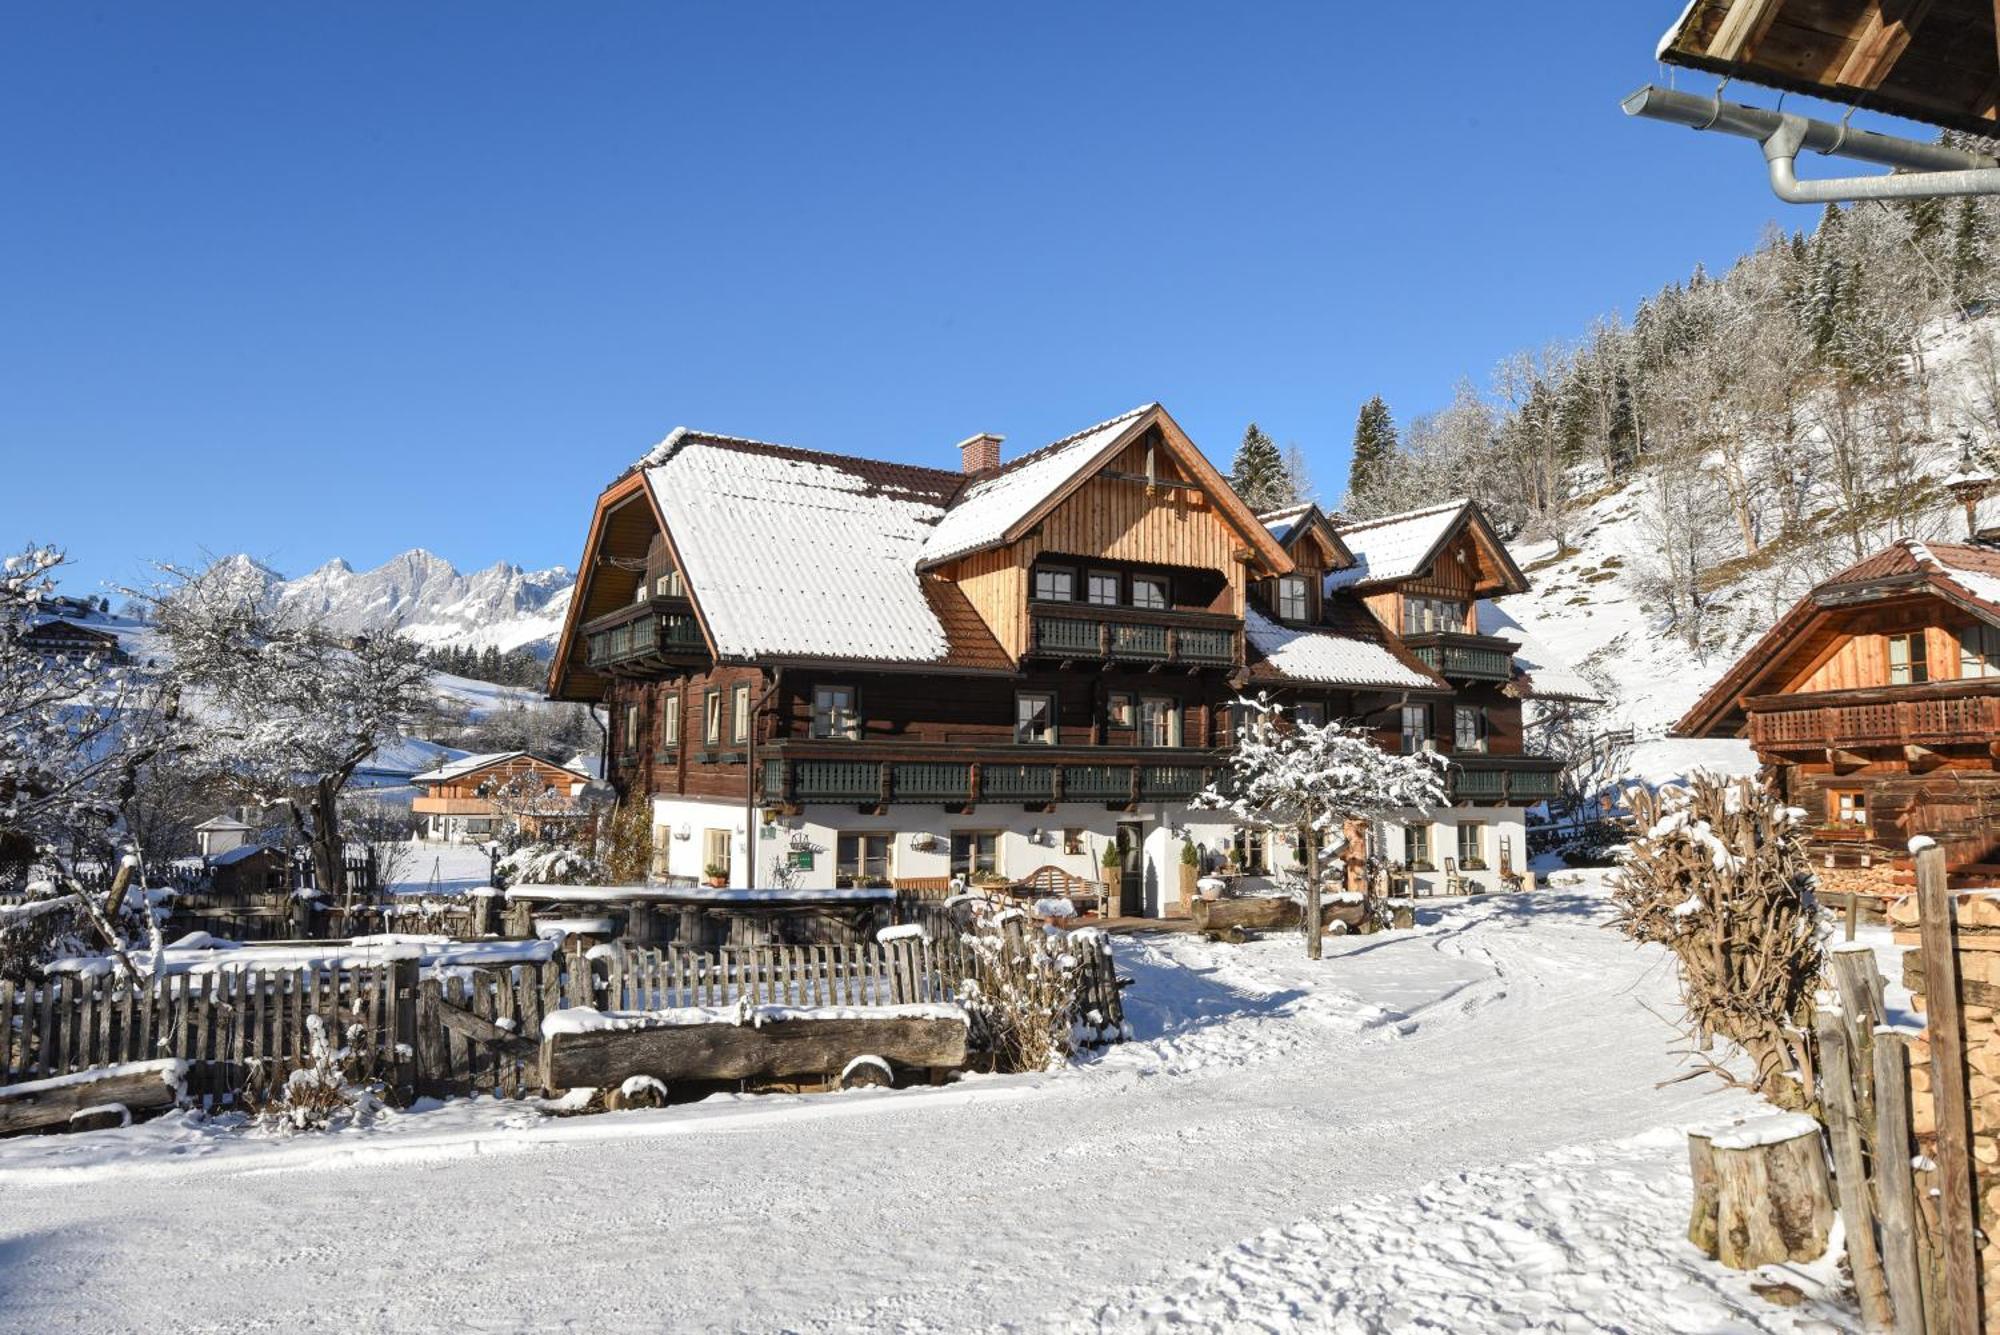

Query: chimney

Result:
[958,433,1003,475]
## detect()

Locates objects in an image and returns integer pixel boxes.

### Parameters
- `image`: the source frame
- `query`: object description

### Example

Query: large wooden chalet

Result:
[1678,539,2000,893]
[547,404,1569,915]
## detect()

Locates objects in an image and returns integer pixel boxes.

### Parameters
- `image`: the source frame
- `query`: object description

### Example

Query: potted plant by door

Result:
[1178,839,1200,914]
[703,863,729,888]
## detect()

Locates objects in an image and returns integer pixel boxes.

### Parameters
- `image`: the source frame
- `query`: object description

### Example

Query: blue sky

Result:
[0,3,1912,593]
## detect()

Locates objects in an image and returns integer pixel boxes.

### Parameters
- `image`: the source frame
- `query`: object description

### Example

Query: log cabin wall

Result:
[419,756,580,802]
[1791,622,1971,692]
[609,665,770,802]
[1360,529,1487,637]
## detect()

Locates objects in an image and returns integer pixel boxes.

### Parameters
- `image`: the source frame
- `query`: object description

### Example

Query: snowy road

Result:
[0,884,1858,1333]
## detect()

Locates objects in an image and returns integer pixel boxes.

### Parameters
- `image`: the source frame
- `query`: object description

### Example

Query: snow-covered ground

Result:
[0,875,1869,1332]
[383,840,494,897]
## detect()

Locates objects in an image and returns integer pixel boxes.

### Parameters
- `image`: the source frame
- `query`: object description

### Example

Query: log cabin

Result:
[409,751,596,843]
[1676,539,2000,894]
[547,403,1569,915]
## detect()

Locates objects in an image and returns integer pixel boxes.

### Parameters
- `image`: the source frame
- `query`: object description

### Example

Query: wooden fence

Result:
[0,931,1127,1109]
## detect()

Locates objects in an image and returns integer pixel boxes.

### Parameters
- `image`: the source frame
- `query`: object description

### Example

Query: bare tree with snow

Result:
[1197,697,1448,960]
[145,558,434,909]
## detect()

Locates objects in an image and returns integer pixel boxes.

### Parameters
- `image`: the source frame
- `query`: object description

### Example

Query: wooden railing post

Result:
[1914,840,1982,1335]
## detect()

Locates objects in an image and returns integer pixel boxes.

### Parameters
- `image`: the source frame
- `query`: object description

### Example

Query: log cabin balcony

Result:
[1744,679,2000,756]
[1025,603,1241,670]
[1399,631,1519,684]
[1445,753,1564,805]
[581,597,709,676]
[757,741,1226,809]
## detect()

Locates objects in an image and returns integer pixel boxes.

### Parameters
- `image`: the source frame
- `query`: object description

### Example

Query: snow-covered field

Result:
[0,876,1868,1333]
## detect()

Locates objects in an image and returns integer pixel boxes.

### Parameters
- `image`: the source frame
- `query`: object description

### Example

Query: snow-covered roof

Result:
[644,433,964,664]
[192,816,253,832]
[916,405,1154,567]
[1325,499,1471,590]
[1243,609,1437,690]
[1258,503,1315,544]
[1909,539,2000,614]
[1477,601,1602,704]
[208,843,275,868]
[411,751,590,786]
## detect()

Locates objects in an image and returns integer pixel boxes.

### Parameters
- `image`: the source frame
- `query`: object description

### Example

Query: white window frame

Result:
[704,690,722,746]
[812,685,859,740]
[1276,576,1309,621]
[624,703,641,751]
[731,683,751,745]
[1457,821,1485,869]
[1139,696,1181,748]
[1400,704,1430,754]
[1404,823,1433,870]
[659,693,680,751]
[702,828,732,877]
[655,569,684,598]
[1454,704,1486,753]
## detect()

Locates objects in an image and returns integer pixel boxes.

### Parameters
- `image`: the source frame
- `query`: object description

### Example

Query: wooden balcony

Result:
[582,598,709,676]
[1745,680,2000,754]
[758,743,1224,809]
[1025,603,1240,669]
[1401,632,1519,684]
[1446,754,1564,805]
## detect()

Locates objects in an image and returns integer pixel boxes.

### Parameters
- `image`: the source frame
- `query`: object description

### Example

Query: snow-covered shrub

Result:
[595,799,651,883]
[956,909,1085,1072]
[1610,772,1821,1108]
[496,842,605,887]
[246,1014,381,1133]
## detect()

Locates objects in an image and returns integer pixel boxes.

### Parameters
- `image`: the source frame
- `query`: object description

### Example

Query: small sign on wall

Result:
[789,849,814,871]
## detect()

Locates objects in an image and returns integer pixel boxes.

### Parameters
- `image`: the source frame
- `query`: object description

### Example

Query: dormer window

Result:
[655,569,684,598]
[1403,596,1467,636]
[1131,576,1169,610]
[1087,571,1121,606]
[1034,568,1075,602]
[1276,577,1309,622]
[1887,632,1928,685]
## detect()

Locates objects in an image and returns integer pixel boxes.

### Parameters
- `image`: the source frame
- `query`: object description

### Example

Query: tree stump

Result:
[1706,1114,1834,1269]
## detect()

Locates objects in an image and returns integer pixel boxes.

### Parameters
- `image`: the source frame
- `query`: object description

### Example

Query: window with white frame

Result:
[1829,788,1868,827]
[812,685,858,739]
[655,569,684,598]
[1454,705,1487,753]
[1107,693,1134,729]
[1276,576,1309,621]
[836,832,893,886]
[1015,692,1057,745]
[1403,823,1433,869]
[1087,571,1120,606]
[1231,827,1268,874]
[704,690,722,746]
[1139,696,1181,748]
[702,828,732,878]
[1457,822,1485,869]
[1960,624,2000,679]
[731,683,751,744]
[1401,596,1468,636]
[1034,567,1074,602]
[658,693,680,751]
[624,703,641,752]
[1131,575,1169,610]
[1400,704,1430,753]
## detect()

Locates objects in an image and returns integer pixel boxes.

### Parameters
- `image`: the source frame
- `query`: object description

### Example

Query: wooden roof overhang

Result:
[1279,505,1357,571]
[546,472,721,703]
[1657,0,2000,137]
[1344,502,1531,598]
[920,405,1297,579]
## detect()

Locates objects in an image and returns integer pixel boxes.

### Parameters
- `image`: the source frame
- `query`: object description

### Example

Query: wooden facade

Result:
[1679,541,2000,890]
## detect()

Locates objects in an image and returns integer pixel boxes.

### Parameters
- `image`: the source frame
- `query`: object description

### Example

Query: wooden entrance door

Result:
[1116,821,1145,917]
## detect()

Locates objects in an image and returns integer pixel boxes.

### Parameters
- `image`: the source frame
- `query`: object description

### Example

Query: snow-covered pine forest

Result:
[1337,193,2000,728]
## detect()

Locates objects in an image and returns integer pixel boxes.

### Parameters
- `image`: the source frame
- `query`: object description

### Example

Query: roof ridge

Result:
[970,402,1157,484]
[1334,496,1470,534]
[636,428,966,488]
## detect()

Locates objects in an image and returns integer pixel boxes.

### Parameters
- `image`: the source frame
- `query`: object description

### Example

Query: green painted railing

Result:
[1062,765,1131,800]
[982,764,1056,801]
[1141,765,1206,800]
[1111,622,1169,659]
[1034,616,1102,654]
[1175,627,1235,663]
[792,761,881,802]
[892,762,971,802]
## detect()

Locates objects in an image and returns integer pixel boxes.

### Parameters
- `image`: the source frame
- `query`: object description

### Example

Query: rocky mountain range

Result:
[210,550,575,657]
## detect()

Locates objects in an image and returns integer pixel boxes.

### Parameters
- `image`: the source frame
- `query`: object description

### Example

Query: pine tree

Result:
[1229,423,1292,511]
[1346,397,1398,510]
[1951,196,1985,311]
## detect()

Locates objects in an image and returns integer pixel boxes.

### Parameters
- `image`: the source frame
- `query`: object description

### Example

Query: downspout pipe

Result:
[1623,85,2000,203]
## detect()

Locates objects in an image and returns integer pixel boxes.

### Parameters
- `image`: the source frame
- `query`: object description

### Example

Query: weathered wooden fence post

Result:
[388,956,419,1105]
[1913,841,1982,1335]
[1872,1028,1926,1335]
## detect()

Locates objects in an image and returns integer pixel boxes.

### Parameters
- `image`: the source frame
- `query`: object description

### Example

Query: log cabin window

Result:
[704,690,723,746]
[1454,705,1487,753]
[1131,575,1169,610]
[1400,704,1431,754]
[1402,596,1468,636]
[1403,823,1433,870]
[654,569,684,598]
[1828,788,1868,828]
[1139,696,1181,748]
[1276,576,1309,622]
[1033,567,1075,602]
[1457,822,1485,870]
[1016,692,1057,745]
[1087,571,1121,606]
[812,685,859,739]
[633,580,650,605]
[731,683,751,745]
[951,831,999,879]
[624,703,642,753]
[836,832,893,886]
[1107,692,1134,728]
[1960,624,2000,679]
[1886,632,1928,685]
[658,694,680,752]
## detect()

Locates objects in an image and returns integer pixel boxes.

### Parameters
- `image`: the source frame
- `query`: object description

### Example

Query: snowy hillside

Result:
[208,549,573,657]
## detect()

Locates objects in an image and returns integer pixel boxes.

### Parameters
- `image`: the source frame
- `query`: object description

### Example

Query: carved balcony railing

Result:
[1745,681,2000,753]
[1026,604,1240,668]
[759,744,1226,808]
[1401,632,1519,684]
[582,598,708,674]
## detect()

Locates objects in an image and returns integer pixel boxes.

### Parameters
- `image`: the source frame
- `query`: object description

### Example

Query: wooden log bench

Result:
[1190,895,1299,937]
[0,1058,186,1137]
[541,1005,969,1099]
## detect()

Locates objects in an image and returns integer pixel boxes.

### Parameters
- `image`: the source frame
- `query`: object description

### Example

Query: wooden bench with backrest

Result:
[1007,865,1106,916]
